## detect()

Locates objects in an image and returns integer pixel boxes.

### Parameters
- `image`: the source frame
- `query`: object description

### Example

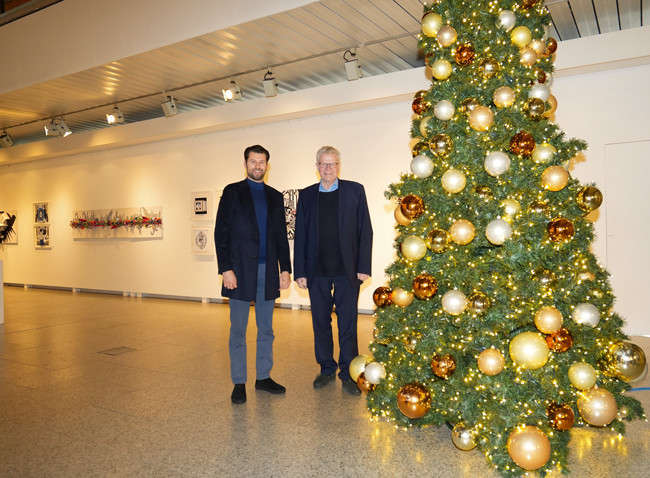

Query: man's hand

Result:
[296,277,308,289]
[223,270,237,289]
[357,273,370,282]
[280,271,291,290]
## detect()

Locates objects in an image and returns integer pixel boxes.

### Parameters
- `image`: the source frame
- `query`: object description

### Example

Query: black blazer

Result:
[215,179,291,302]
[294,179,373,287]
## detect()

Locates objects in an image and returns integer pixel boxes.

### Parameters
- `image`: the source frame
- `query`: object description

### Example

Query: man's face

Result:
[245,152,268,182]
[317,152,339,183]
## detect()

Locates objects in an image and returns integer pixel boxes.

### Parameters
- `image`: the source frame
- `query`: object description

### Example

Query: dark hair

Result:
[244,145,270,162]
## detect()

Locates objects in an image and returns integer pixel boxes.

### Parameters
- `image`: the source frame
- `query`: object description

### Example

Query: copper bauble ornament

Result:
[545,38,558,56]
[397,382,431,419]
[412,97,429,115]
[431,353,456,379]
[414,90,427,100]
[507,425,551,471]
[510,131,536,156]
[528,200,549,215]
[475,185,493,199]
[403,332,422,353]
[413,272,438,299]
[357,372,377,392]
[455,44,475,66]
[577,186,603,213]
[412,142,429,157]
[478,59,499,78]
[527,98,546,118]
[460,97,479,113]
[547,402,574,431]
[521,0,538,10]
[577,388,617,427]
[546,327,573,353]
[429,133,453,157]
[468,292,490,315]
[426,229,450,253]
[373,286,393,307]
[392,287,414,308]
[400,194,425,219]
[548,218,575,242]
[478,348,505,375]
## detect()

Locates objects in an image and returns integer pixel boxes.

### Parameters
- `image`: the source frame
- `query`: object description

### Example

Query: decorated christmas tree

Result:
[353,0,647,476]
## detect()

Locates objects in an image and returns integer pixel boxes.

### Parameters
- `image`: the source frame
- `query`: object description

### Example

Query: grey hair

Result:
[316,146,341,163]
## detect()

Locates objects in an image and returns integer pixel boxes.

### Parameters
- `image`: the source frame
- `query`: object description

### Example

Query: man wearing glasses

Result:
[294,146,373,396]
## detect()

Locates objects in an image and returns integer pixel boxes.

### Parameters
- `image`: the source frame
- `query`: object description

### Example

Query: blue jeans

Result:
[228,263,276,384]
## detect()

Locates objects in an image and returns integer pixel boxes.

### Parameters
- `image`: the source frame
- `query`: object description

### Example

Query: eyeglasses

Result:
[318,162,339,170]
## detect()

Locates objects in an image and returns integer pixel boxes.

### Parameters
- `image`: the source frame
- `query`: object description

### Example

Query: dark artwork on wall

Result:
[282,189,299,241]
[0,211,17,244]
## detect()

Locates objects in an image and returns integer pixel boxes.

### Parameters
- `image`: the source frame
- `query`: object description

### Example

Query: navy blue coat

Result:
[215,179,291,302]
[294,179,373,287]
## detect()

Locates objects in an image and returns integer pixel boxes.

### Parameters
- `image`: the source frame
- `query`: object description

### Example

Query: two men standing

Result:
[215,145,372,403]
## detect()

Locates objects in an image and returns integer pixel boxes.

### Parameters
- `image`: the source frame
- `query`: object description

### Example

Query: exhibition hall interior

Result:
[1,0,649,476]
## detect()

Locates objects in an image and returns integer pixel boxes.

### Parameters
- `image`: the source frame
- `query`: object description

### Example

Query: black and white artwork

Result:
[34,202,50,224]
[0,211,17,244]
[35,225,51,248]
[191,226,213,255]
[191,191,215,220]
[282,189,299,241]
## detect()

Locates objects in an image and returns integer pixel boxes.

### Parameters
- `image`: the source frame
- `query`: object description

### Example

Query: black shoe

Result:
[342,379,361,396]
[255,378,286,394]
[231,384,246,404]
[313,373,336,389]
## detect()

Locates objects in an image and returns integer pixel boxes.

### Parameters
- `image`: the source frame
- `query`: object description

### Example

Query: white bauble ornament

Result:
[528,83,550,101]
[572,303,600,327]
[484,151,511,177]
[485,218,513,245]
[410,154,435,179]
[499,10,516,32]
[442,289,468,315]
[434,100,455,121]
[364,362,387,384]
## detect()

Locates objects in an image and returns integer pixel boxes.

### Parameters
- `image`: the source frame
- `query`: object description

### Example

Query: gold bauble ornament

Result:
[547,402,574,431]
[468,106,494,131]
[577,388,618,427]
[520,47,538,67]
[460,97,480,113]
[521,0,538,10]
[602,342,647,381]
[419,116,433,137]
[475,185,493,199]
[531,142,557,163]
[349,354,373,382]
[541,166,569,191]
[455,44,475,66]
[431,353,456,379]
[373,286,393,307]
[426,229,450,253]
[449,219,475,245]
[507,425,551,471]
[578,271,596,281]
[429,133,453,157]
[533,268,556,287]
[493,86,516,108]
[412,97,429,115]
[568,362,597,390]
[451,424,478,451]
[357,372,377,392]
[527,98,546,118]
[431,59,453,80]
[545,94,558,116]
[397,382,431,419]
[510,26,532,48]
[548,217,575,242]
[392,287,414,308]
[478,59,499,78]
[413,272,438,299]
[546,327,573,353]
[421,12,443,37]
[545,37,558,56]
[394,205,412,226]
[412,142,429,157]
[373,327,390,345]
[441,168,466,194]
[400,194,425,219]
[468,292,489,315]
[478,348,505,375]
[529,39,547,55]
[577,186,603,212]
[510,131,536,156]
[509,332,549,370]
[534,306,563,334]
[501,198,521,219]
[401,235,428,261]
[528,200,549,215]
[437,25,457,47]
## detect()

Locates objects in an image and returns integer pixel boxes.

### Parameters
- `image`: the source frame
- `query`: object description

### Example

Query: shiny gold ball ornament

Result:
[429,133,453,157]
[400,194,425,219]
[576,186,603,212]
[397,382,431,419]
[510,131,536,157]
[478,348,505,375]
[401,235,428,261]
[426,229,450,253]
[363,362,387,384]
[373,286,393,308]
[548,217,575,242]
[412,142,429,157]
[433,100,455,121]
[449,219,475,245]
[419,116,433,137]
[413,272,438,299]
[603,342,647,381]
[521,0,538,10]
[545,94,558,116]
[468,292,490,315]
[373,327,390,345]
[507,425,551,471]
[460,97,480,113]
[501,198,521,219]
[545,37,558,56]
[493,86,516,108]
[454,44,475,66]
[468,106,494,131]
[452,424,478,451]
[541,166,569,191]
[528,200,549,215]
[520,47,538,67]
[547,402,575,431]
[394,205,412,226]
[431,353,456,379]
[392,287,414,308]
[568,362,597,390]
[527,98,546,118]
[577,388,618,427]
[529,40,547,56]
[421,12,443,37]
[534,306,563,334]
[356,372,377,392]
[511,26,532,48]
[441,289,468,316]
[478,59,499,78]
[437,25,457,47]
[349,354,373,382]
[629,363,648,383]
[509,332,549,370]
[531,142,557,163]
[412,97,429,115]
[546,327,573,353]
[441,168,466,194]
[533,268,556,287]
[475,185,493,199]
[431,59,453,80]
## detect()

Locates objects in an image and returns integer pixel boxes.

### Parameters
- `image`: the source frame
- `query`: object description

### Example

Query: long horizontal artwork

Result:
[70,207,163,239]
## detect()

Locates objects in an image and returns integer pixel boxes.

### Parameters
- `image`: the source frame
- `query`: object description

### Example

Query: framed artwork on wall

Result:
[191,225,213,255]
[0,211,18,245]
[35,225,51,249]
[190,191,215,220]
[34,202,50,224]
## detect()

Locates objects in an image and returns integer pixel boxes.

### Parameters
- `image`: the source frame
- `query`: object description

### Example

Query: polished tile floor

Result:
[1,286,649,477]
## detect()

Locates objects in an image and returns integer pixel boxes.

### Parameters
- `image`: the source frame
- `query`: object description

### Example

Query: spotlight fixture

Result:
[44,118,72,137]
[0,131,12,148]
[263,71,278,97]
[161,95,178,117]
[222,80,242,101]
[106,106,124,124]
[344,48,363,81]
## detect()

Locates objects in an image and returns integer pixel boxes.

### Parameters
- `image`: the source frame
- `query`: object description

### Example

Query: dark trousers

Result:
[308,275,360,381]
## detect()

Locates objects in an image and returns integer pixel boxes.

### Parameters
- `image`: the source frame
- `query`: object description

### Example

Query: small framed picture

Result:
[191,191,214,220]
[34,202,50,224]
[191,225,213,255]
[35,225,51,249]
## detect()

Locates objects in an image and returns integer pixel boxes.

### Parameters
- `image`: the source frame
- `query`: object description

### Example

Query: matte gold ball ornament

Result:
[394,206,412,226]
[534,306,563,334]
[478,348,505,375]
[577,186,603,212]
[392,287,415,308]
[373,286,393,308]
[520,47,538,67]
[356,372,377,392]
[501,198,521,219]
[529,39,547,55]
[568,362,597,390]
[577,388,618,427]
[507,425,551,471]
[509,332,549,370]
[468,292,490,315]
[349,354,373,382]
[429,133,453,157]
[454,44,475,66]
[437,25,457,47]
[546,327,574,353]
[413,272,438,299]
[478,59,499,78]
[426,229,451,253]
[510,131,536,156]
[548,217,575,242]
[510,26,532,48]
[468,106,494,131]
[431,353,457,379]
[441,168,467,194]
[431,59,453,80]
[547,402,575,431]
[541,166,569,191]
[527,98,546,118]
[421,12,443,37]
[397,382,431,419]
[493,86,516,108]
[400,194,425,219]
[452,424,478,451]
[401,235,428,261]
[449,219,475,245]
